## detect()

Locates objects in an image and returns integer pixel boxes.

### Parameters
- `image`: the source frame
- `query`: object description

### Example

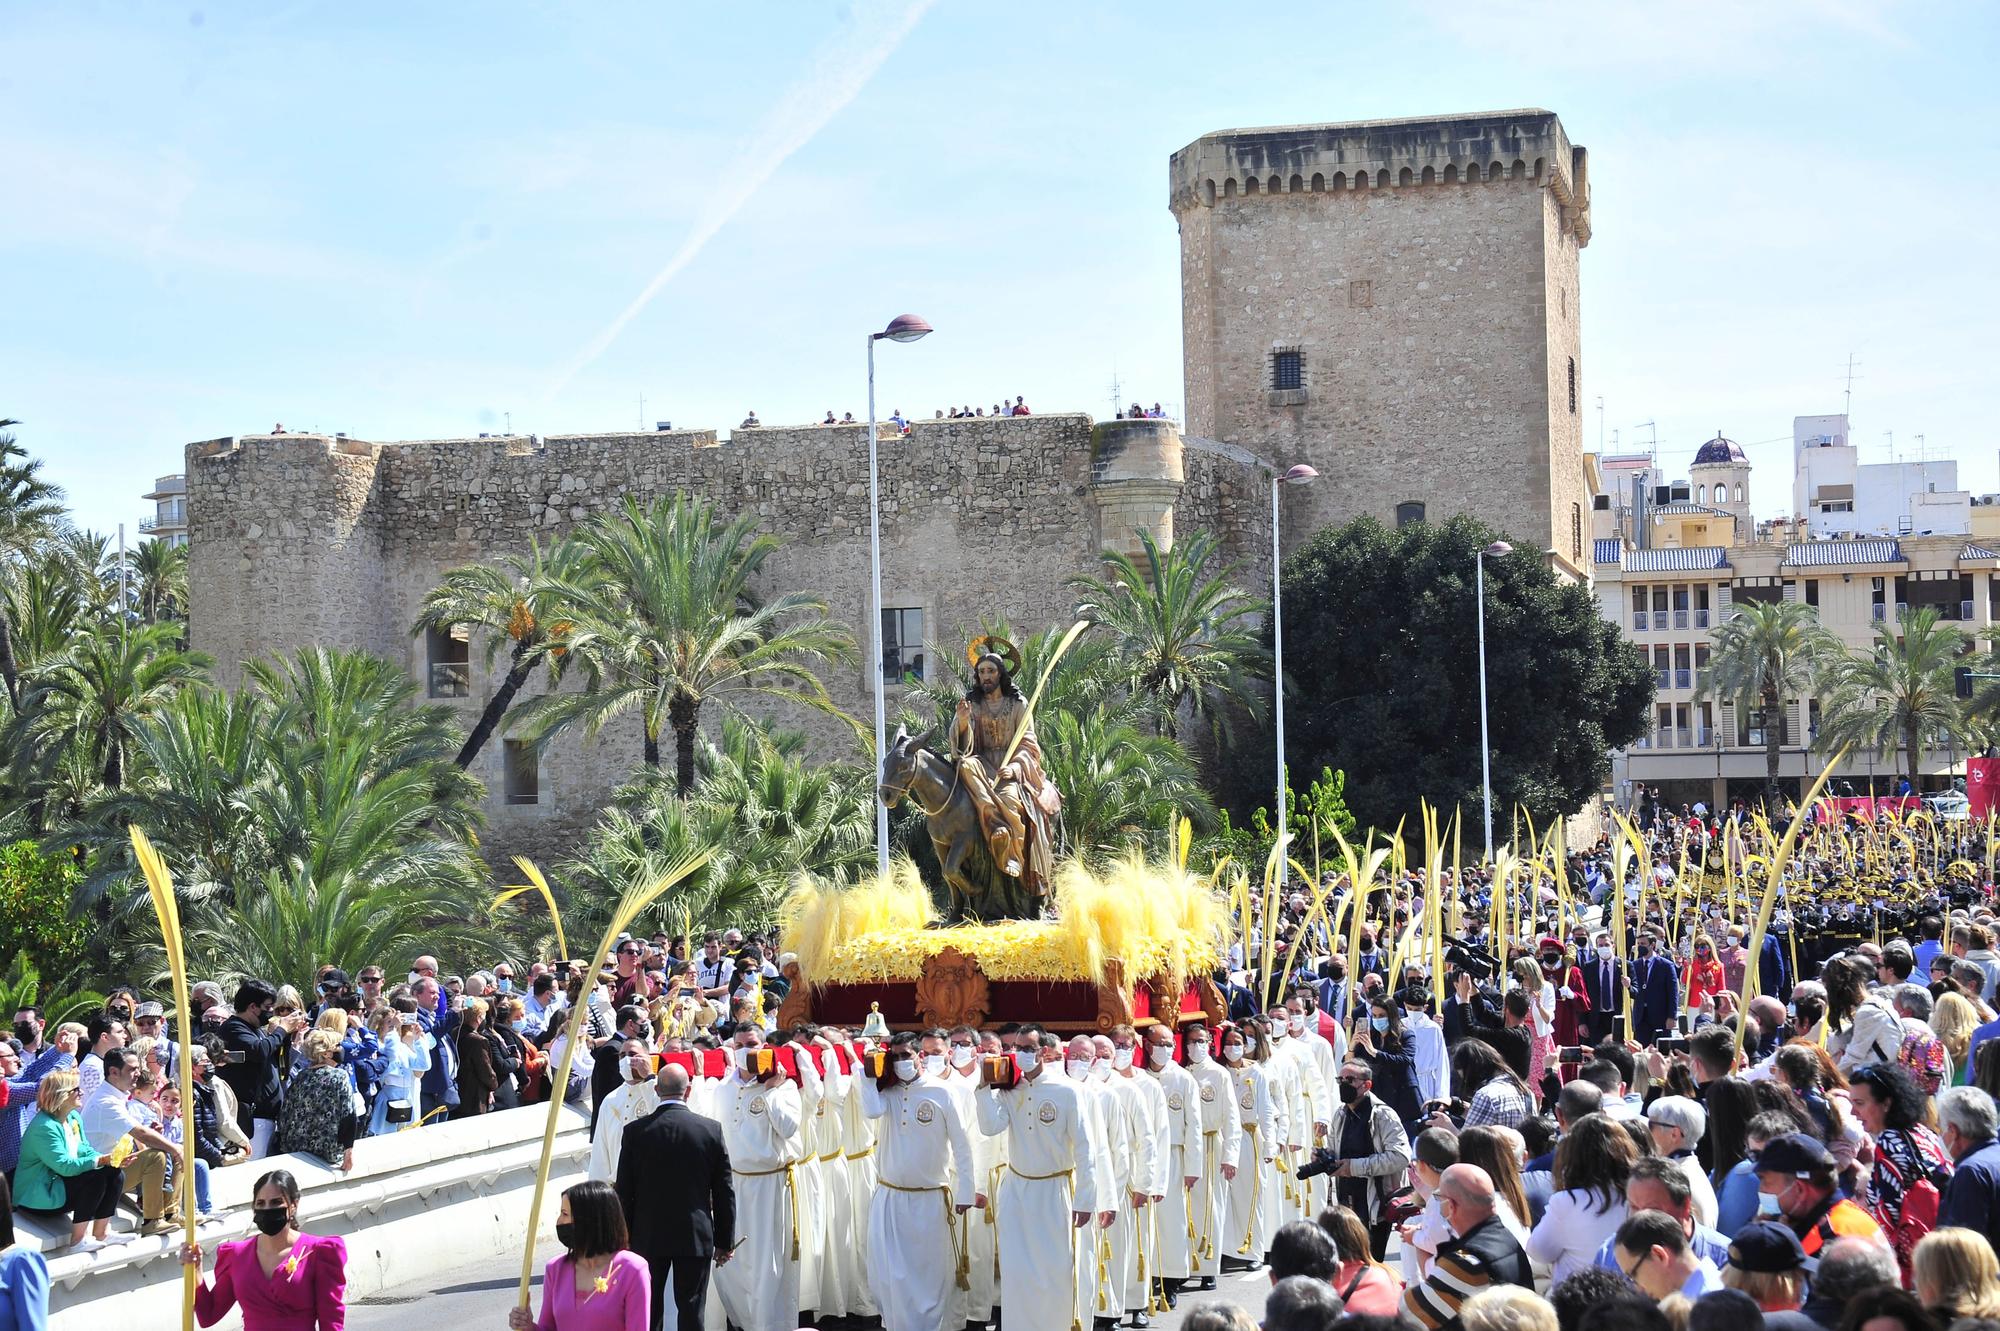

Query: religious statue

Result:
[878,635,1063,921]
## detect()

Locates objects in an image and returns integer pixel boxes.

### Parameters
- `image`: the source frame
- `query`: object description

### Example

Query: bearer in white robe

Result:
[712,1031,805,1331]
[840,1034,882,1321]
[977,1031,1105,1331]
[858,1032,980,1331]
[1288,991,1339,1211]
[1072,1035,1124,1328]
[944,1026,1004,1328]
[1183,1022,1241,1289]
[587,1039,659,1182]
[1222,1024,1284,1266]
[1110,1025,1170,1322]
[1261,1008,1314,1223]
[1141,1023,1201,1303]
[807,1030,857,1320]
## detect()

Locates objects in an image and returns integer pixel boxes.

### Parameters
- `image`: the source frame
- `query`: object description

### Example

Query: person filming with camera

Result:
[1296,1059,1410,1260]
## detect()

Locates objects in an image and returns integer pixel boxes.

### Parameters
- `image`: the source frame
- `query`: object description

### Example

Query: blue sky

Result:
[8,0,1997,537]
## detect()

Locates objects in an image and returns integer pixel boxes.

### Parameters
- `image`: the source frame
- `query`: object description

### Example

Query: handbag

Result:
[385,1098,414,1125]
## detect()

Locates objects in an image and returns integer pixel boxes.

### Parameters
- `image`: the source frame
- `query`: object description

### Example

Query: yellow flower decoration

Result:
[282,1252,301,1278]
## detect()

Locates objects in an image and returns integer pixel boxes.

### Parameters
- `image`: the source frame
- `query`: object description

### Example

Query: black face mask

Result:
[1337,1082,1362,1105]
[252,1205,291,1236]
[555,1222,577,1251]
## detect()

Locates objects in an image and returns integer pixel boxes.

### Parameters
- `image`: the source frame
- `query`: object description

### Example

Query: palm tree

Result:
[1067,527,1269,740]
[512,494,858,795]
[23,621,209,788]
[127,539,189,625]
[413,536,586,770]
[1815,607,1968,793]
[0,554,82,710]
[1699,599,1838,794]
[0,425,67,557]
[1036,706,1215,858]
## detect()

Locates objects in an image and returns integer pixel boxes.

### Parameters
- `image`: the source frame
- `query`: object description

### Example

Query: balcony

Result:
[1672,610,1689,629]
[1694,609,1710,628]
[1632,612,1650,631]
[427,662,471,698]
[1655,669,1671,689]
[1872,604,1886,622]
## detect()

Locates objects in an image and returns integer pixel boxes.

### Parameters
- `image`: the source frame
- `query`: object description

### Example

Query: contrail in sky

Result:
[543,0,936,402]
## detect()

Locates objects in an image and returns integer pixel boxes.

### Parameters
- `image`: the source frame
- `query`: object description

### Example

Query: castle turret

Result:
[1088,418,1186,561]
[1689,433,1751,538]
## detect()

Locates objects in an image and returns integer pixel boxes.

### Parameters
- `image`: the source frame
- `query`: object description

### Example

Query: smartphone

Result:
[224,1050,248,1064]
[1558,1046,1584,1065]
[1658,1036,1690,1055]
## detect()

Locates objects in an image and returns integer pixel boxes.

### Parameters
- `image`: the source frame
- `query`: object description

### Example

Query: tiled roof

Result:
[1594,538,1623,565]
[1624,546,1730,573]
[1963,543,2000,561]
[1783,539,1903,567]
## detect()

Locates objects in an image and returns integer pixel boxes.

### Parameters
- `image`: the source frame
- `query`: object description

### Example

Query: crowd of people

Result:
[13,803,2000,1331]
[735,399,1039,436]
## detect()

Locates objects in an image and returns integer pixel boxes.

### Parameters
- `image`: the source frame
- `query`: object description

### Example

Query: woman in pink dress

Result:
[508,1179,649,1331]
[181,1168,346,1330]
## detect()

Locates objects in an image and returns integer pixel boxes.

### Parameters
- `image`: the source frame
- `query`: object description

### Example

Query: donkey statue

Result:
[877,725,1046,922]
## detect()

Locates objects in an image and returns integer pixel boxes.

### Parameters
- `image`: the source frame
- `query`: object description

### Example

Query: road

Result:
[348,1239,1283,1330]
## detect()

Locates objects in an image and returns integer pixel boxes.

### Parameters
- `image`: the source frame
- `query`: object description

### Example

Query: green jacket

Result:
[14,1110,101,1212]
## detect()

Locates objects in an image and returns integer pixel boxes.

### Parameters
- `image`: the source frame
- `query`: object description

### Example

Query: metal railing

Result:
[428,662,471,698]
[1694,609,1710,628]
[1673,728,1693,748]
[1632,612,1649,631]
[1673,610,1689,629]
[1674,669,1692,690]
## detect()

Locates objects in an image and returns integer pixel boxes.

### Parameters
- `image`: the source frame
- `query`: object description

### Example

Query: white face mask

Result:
[1187,1043,1211,1065]
[1065,1059,1093,1081]
[1267,1026,1286,1043]
[1223,1044,1246,1062]
[1091,1061,1111,1081]
[625,1056,650,1082]
[1287,1014,1305,1035]
[1597,945,1614,960]
[1147,1045,1171,1068]
[949,1045,976,1068]
[921,1053,947,1079]
[893,1058,919,1083]
[1111,1048,1134,1071]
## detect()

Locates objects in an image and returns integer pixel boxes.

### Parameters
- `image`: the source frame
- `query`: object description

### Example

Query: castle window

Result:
[1396,501,1426,528]
[1271,349,1304,391]
[425,625,471,698]
[1399,167,1413,187]
[1566,357,1577,414]
[1289,174,1303,193]
[1310,173,1324,192]
[503,739,540,806]
[881,607,926,684]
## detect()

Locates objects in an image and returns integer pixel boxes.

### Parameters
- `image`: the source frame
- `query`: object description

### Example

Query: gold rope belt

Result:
[879,1179,972,1289]
[818,1150,842,1163]
[1239,1124,1260,1257]
[1009,1165,1075,1181]
[733,1162,801,1261]
[845,1147,874,1160]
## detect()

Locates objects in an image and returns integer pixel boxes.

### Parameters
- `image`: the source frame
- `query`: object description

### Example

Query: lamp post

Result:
[867,314,933,878]
[1271,463,1318,887]
[1476,539,1514,863]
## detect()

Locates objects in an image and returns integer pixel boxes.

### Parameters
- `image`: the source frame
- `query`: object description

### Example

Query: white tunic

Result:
[1187,1056,1242,1280]
[944,1066,1006,1321]
[977,1073,1099,1331]
[1073,1074,1123,1324]
[840,1064,881,1317]
[1148,1060,1202,1280]
[587,1078,659,1182]
[859,1073,976,1331]
[1223,1060,1283,1261]
[712,1072,804,1331]
[1299,1028,1339,1210]
[1116,1070,1170,1310]
[812,1051,858,1318]
[792,1054,827,1312]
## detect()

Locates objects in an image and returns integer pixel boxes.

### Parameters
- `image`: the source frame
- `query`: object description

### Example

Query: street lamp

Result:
[1476,539,1513,863]
[1271,463,1318,887]
[866,315,932,877]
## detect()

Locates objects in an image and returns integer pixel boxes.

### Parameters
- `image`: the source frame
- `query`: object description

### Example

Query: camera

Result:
[1558,1045,1585,1065]
[1424,1097,1469,1125]
[1294,1148,1342,1182]
[1445,943,1501,982]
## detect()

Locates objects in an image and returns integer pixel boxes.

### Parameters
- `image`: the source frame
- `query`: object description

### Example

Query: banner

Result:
[1971,758,2000,821]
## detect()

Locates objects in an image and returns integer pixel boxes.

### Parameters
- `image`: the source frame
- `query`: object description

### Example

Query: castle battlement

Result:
[1168,108,1589,244]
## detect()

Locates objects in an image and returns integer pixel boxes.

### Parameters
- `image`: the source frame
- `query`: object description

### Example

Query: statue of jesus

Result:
[950,636,1059,899]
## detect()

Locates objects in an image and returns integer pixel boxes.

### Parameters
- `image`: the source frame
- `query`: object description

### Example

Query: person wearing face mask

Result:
[181,1169,347,1330]
[1258,1006,1314,1227]
[1583,932,1625,1046]
[1101,1026,1167,1327]
[856,1030,978,1331]
[1069,1033,1130,1329]
[1219,1022,1284,1273]
[1628,931,1681,1048]
[1539,936,1591,1052]
[1179,1022,1240,1292]
[710,1030,804,1331]
[509,1179,650,1331]
[1303,1060,1411,1261]
[937,1025,1001,1327]
[1284,991,1339,1211]
[1750,1131,1884,1269]
[589,1040,660,1182]
[1348,997,1423,1131]
[1140,1023,1201,1310]
[975,1028,1104,1331]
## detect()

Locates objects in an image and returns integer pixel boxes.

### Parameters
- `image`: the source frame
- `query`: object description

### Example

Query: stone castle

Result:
[185,110,1593,864]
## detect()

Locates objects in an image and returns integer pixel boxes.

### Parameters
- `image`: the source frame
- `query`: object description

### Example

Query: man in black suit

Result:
[1582,928,1625,1045]
[617,1063,734,1331]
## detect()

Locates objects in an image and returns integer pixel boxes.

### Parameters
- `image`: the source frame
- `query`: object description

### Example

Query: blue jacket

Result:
[0,1047,74,1173]
[1940,1139,2000,1234]
[419,1005,461,1108]
[1757,932,1791,999]
[0,1246,48,1331]
[1628,955,1679,1040]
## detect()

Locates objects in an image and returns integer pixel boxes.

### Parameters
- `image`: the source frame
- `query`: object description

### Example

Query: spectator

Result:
[1441,1039,1533,1132]
[739,411,760,428]
[694,934,735,1003]
[454,998,499,1117]
[1938,1085,2000,1233]
[0,1024,74,1175]
[1463,1286,1559,1331]
[490,998,528,1111]
[1264,1274,1342,1331]
[509,1179,649,1331]
[1828,957,1903,1072]
[1405,1164,1534,1331]
[277,1030,358,1171]
[1646,1097,1718,1227]
[1269,1219,1339,1284]
[1612,1209,1724,1299]
[1180,1308,1257,1331]
[1911,1226,2000,1324]
[133,1068,212,1220]
[1848,1063,1951,1277]
[1828,1287,1938,1331]
[1800,1238,1899,1330]
[217,980,306,1155]
[1011,396,1029,415]
[370,1012,427,1135]
[14,1071,123,1251]
[80,1047,181,1233]
[1529,1113,1637,1282]
[1577,1298,1670,1331]
[1317,1203,1403,1316]
[1400,1126,1463,1283]
[1752,1131,1884,1263]
[412,973,461,1122]
[182,1168,347,1329]
[76,1011,125,1104]
[0,1175,48,1330]
[183,1043,235,1171]
[1548,1266,1640,1331]
[1458,1125,1535,1250]
[1690,1290,1767,1331]
[610,938,659,1011]
[1316,1056,1412,1257]
[1721,1221,1815,1329]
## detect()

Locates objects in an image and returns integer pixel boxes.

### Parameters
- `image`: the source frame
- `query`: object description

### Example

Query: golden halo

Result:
[966,634,1023,674]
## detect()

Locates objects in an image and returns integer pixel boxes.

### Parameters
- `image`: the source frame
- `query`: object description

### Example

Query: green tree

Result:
[1276,513,1653,831]
[0,424,66,557]
[1817,606,1968,792]
[0,839,90,983]
[512,494,858,795]
[1701,599,1840,792]
[23,620,209,789]
[412,535,588,770]
[126,538,189,625]
[1067,527,1269,740]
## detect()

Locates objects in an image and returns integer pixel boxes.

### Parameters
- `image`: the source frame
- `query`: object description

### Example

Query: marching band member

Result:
[977,1029,1106,1331]
[858,1030,980,1331]
[1182,1021,1240,1291]
[712,1027,804,1331]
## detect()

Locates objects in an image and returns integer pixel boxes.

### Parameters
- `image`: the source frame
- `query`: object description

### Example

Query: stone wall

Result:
[187,415,1188,866]
[1171,110,1593,574]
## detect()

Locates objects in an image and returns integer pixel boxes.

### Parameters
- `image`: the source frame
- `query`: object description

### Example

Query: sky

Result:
[7,0,1998,538]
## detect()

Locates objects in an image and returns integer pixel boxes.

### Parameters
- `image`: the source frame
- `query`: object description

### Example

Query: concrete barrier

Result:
[29,1103,590,1329]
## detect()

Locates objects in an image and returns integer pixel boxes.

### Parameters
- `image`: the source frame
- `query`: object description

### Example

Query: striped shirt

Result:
[1463,1076,1533,1129]
[1403,1215,1534,1330]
